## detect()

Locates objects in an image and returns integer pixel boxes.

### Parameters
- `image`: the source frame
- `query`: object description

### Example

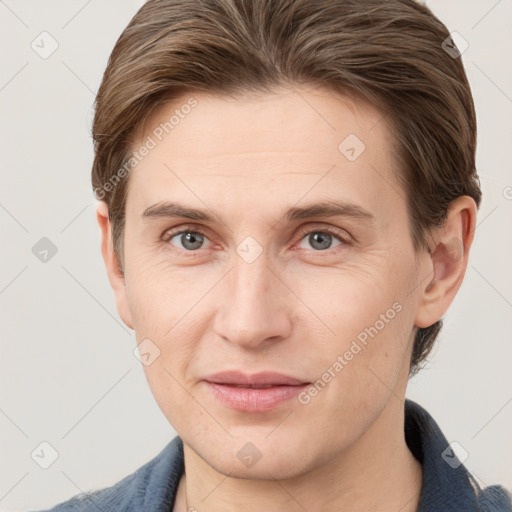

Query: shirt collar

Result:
[404,398,480,511]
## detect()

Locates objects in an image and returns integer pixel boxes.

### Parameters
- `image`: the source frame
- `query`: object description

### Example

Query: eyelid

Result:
[161,222,352,253]
[162,225,213,244]
[294,224,352,246]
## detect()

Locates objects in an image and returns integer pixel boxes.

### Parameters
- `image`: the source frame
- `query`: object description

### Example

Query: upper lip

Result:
[204,371,308,387]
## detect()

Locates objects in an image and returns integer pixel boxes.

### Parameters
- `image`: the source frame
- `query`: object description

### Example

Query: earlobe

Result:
[96,201,134,330]
[414,196,477,329]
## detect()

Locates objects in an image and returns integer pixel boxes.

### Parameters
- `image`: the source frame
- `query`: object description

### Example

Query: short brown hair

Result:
[91,0,481,376]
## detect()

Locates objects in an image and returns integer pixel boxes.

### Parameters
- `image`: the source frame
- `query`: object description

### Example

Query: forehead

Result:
[136,85,389,157]
[126,86,401,220]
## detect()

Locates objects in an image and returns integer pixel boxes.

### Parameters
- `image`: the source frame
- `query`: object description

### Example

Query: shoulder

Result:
[404,399,512,511]
[33,436,184,512]
[474,481,512,511]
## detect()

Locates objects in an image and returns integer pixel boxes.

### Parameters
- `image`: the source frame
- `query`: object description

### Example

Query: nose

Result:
[213,253,292,350]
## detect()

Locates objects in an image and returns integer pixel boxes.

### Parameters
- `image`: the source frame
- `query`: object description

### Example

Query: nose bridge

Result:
[233,253,272,306]
[213,251,291,348]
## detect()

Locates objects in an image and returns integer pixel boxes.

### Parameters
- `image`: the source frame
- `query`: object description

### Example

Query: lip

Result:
[204,371,307,387]
[203,371,310,412]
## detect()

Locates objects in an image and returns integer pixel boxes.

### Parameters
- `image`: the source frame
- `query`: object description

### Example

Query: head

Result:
[94,0,479,479]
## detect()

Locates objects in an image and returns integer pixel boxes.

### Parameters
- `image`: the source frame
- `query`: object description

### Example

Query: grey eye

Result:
[170,231,206,250]
[298,231,342,251]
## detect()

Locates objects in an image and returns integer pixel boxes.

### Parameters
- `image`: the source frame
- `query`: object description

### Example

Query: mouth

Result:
[220,383,285,388]
[203,371,310,412]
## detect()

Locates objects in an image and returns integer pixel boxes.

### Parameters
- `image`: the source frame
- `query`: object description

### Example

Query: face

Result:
[114,86,429,479]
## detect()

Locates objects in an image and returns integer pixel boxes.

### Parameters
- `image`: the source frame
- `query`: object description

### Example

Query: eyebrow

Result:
[141,200,374,224]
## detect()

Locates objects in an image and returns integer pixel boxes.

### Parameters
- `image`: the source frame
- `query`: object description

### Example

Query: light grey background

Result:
[0,1,511,510]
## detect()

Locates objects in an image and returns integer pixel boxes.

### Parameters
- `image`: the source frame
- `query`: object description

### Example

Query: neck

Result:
[174,396,423,512]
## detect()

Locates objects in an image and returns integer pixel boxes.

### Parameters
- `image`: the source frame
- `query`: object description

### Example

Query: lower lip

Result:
[204,382,309,412]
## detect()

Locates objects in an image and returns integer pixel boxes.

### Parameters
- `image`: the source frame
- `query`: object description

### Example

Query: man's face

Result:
[117,86,427,479]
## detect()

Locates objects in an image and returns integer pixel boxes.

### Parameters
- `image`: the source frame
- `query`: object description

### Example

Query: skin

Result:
[97,85,477,512]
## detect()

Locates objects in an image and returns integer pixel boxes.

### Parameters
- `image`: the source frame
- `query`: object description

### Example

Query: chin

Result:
[186,430,326,481]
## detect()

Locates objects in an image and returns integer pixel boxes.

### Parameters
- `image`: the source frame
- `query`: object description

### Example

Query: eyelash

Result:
[295,225,351,249]
[161,224,351,255]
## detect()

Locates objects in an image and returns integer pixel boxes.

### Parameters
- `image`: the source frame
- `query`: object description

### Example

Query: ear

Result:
[96,201,134,330]
[414,196,477,329]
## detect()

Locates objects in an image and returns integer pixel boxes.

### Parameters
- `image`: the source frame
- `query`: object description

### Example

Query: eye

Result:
[163,228,211,251]
[162,225,350,254]
[296,227,348,251]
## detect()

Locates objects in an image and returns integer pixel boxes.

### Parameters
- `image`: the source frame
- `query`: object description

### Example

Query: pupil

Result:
[178,232,333,251]
[310,232,331,250]
[182,232,203,250]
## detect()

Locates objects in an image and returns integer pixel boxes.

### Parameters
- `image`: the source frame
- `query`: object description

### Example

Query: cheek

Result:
[140,362,203,440]
[290,270,414,444]
[127,234,418,401]
[124,246,209,333]
[290,251,417,388]
[125,258,216,385]
[290,255,404,336]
